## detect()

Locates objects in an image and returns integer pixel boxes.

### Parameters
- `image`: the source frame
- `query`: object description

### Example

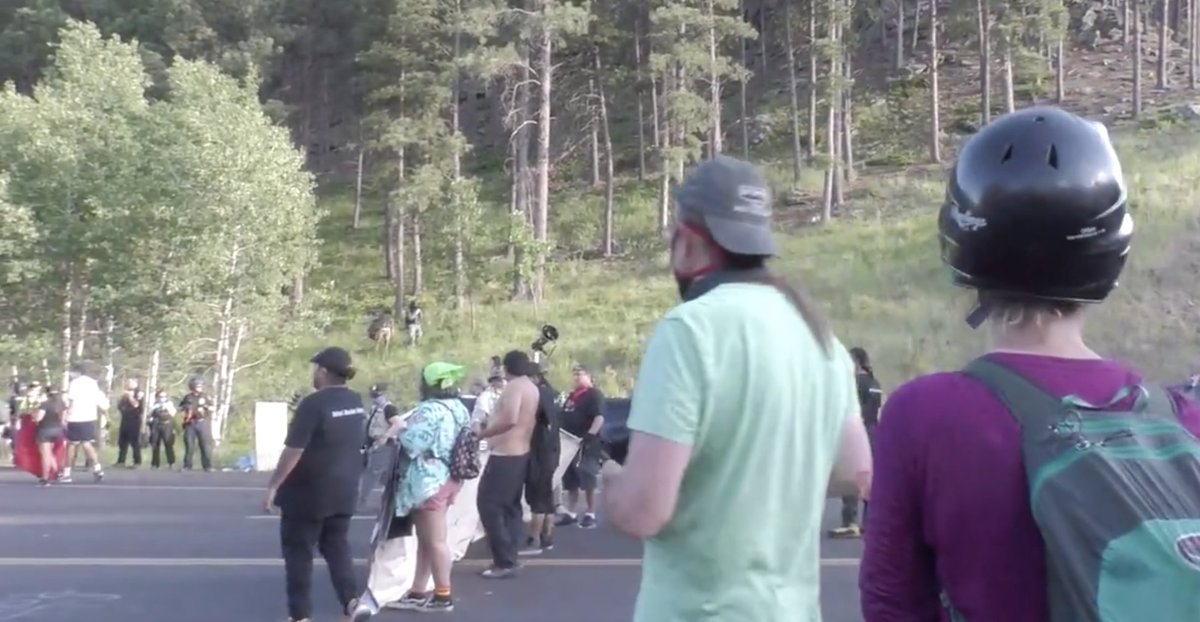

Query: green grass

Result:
[203,125,1200,464]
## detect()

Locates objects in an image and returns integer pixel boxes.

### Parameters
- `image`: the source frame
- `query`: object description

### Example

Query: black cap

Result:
[370,383,388,397]
[939,106,1131,313]
[675,155,777,256]
[311,346,354,378]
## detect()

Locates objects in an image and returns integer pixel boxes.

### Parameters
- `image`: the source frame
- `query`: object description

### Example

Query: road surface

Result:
[0,468,865,621]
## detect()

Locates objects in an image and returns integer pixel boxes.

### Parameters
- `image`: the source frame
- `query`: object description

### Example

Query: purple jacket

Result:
[860,353,1200,621]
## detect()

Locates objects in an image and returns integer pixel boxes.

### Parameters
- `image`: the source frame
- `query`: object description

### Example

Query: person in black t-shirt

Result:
[521,375,562,555]
[830,346,884,539]
[34,387,66,485]
[115,379,145,468]
[556,364,606,529]
[265,346,369,622]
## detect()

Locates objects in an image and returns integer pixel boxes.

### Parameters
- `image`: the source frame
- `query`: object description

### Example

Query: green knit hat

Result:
[423,361,466,390]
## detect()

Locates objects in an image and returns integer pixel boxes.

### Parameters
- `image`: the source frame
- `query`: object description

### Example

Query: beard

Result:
[674,272,694,299]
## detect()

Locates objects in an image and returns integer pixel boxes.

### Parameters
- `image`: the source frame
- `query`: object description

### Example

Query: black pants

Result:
[149,422,176,468]
[477,454,529,569]
[116,423,142,466]
[183,420,213,470]
[280,513,357,621]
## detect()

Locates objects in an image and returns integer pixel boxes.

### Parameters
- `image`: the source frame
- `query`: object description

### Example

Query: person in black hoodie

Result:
[829,346,883,538]
[521,370,561,555]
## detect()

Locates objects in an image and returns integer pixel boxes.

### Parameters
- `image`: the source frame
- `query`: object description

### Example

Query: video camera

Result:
[531,324,559,357]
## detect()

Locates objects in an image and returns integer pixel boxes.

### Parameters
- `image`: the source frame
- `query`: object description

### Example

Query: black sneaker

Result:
[387,592,429,611]
[555,513,578,527]
[93,469,104,483]
[418,595,454,613]
[59,475,73,484]
[579,514,598,529]
[37,478,49,487]
[519,537,543,556]
[540,534,555,551]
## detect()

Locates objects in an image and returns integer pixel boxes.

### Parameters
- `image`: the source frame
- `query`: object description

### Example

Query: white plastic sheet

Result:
[365,431,581,605]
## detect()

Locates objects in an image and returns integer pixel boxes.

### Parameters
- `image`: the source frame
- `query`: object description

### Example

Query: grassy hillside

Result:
[253,131,1200,396]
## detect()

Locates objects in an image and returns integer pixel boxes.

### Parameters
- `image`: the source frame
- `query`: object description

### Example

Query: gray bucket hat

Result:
[674,155,777,256]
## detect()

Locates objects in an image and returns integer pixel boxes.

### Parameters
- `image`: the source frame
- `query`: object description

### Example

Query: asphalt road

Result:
[0,468,865,622]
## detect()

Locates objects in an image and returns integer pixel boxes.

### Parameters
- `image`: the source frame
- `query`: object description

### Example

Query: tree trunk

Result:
[807,0,819,158]
[352,147,365,229]
[1002,33,1015,114]
[896,0,905,69]
[739,0,750,158]
[1124,0,1132,44]
[912,0,921,53]
[784,0,803,184]
[842,50,855,183]
[1190,0,1197,89]
[821,0,841,221]
[289,274,304,310]
[534,18,553,301]
[757,0,768,76]
[102,318,115,395]
[595,49,616,258]
[451,10,466,310]
[978,0,992,124]
[708,0,723,157]
[589,77,601,187]
[412,214,424,295]
[512,43,533,300]
[657,67,672,234]
[634,17,648,180]
[60,270,75,388]
[392,155,407,305]
[1056,3,1066,102]
[148,348,161,399]
[1159,0,1171,88]
[1134,1,1144,118]
[930,0,942,162]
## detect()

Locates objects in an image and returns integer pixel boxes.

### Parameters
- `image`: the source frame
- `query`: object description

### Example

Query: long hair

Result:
[849,347,873,375]
[725,253,833,355]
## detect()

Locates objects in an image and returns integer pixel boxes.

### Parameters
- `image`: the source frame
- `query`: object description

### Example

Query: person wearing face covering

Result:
[601,155,873,622]
[359,383,402,509]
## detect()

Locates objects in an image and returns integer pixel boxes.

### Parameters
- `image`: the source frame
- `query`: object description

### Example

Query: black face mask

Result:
[674,273,694,299]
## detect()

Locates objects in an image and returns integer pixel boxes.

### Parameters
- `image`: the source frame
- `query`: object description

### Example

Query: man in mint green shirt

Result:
[602,156,873,622]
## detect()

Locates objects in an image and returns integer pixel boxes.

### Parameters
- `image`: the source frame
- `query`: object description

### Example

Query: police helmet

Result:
[939,106,1133,307]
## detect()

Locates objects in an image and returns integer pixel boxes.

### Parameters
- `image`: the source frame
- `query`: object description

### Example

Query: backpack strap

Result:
[962,357,1071,431]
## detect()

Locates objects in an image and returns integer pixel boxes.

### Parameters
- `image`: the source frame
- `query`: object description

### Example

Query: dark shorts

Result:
[561,461,597,492]
[66,421,97,443]
[37,425,63,444]
[525,466,556,514]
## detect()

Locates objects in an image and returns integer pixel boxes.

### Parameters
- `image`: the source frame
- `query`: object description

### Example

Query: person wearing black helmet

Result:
[265,346,369,622]
[179,377,214,472]
[358,383,401,509]
[861,107,1200,622]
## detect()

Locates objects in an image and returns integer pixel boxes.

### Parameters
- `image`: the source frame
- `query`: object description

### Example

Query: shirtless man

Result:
[475,350,539,578]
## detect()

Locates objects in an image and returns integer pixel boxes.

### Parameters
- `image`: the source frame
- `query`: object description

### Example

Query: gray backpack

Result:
[956,358,1200,622]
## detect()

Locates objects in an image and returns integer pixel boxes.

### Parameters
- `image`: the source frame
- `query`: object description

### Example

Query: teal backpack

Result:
[954,358,1200,622]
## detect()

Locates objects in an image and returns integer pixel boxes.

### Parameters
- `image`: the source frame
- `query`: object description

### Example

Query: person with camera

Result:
[115,379,146,468]
[147,388,178,469]
[179,377,214,472]
[556,364,606,530]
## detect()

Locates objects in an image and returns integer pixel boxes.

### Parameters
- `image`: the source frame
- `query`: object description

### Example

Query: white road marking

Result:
[0,557,861,568]
[244,514,375,521]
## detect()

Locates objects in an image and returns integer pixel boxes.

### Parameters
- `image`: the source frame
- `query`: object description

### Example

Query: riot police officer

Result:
[180,377,214,472]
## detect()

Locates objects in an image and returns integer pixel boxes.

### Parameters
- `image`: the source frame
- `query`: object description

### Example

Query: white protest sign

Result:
[253,401,290,472]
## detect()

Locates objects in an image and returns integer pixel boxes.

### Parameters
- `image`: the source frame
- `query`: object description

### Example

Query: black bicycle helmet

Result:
[939,106,1132,324]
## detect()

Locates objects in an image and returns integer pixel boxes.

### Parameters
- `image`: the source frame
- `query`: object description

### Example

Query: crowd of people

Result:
[1,371,221,483]
[11,104,1198,622]
[261,343,612,621]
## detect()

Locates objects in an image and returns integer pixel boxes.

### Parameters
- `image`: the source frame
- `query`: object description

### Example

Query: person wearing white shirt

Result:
[63,363,111,483]
[471,369,505,452]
